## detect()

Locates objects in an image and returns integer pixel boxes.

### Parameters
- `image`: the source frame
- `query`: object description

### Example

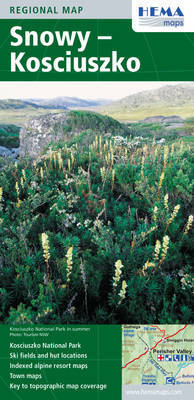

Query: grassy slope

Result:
[99,84,194,122]
[0,108,63,126]
[99,105,194,122]
[1,106,194,127]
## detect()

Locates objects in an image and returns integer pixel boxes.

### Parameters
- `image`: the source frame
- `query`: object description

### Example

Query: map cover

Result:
[0,1,193,399]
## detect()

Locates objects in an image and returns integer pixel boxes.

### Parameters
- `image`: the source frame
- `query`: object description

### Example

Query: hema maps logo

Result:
[138,5,184,28]
[132,0,193,32]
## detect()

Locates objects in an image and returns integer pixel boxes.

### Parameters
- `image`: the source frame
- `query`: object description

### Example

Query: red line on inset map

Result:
[122,324,188,369]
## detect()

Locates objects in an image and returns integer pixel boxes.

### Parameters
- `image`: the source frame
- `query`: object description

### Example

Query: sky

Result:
[0,81,188,101]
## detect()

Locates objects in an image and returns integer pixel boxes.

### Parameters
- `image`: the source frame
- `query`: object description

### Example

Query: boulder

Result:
[0,146,12,158]
[20,112,70,158]
[0,146,19,160]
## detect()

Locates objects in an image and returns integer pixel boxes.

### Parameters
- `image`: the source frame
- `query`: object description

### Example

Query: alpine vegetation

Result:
[0,123,193,324]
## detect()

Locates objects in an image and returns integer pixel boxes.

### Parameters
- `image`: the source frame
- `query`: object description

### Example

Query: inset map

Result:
[122,325,194,385]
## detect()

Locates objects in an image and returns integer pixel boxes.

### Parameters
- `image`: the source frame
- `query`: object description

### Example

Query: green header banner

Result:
[0,20,194,81]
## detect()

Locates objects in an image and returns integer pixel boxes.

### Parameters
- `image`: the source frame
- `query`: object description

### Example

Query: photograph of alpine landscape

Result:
[0,81,193,325]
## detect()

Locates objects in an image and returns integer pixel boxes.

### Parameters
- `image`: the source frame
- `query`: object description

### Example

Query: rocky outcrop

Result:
[19,111,129,158]
[0,146,19,159]
[0,146,11,157]
[20,112,71,158]
[164,116,184,123]
[140,115,184,124]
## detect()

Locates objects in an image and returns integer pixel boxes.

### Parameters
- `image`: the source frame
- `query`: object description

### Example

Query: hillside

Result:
[1,84,194,126]
[26,96,109,109]
[0,99,40,110]
[100,84,194,121]
[0,100,62,126]
[0,97,110,126]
